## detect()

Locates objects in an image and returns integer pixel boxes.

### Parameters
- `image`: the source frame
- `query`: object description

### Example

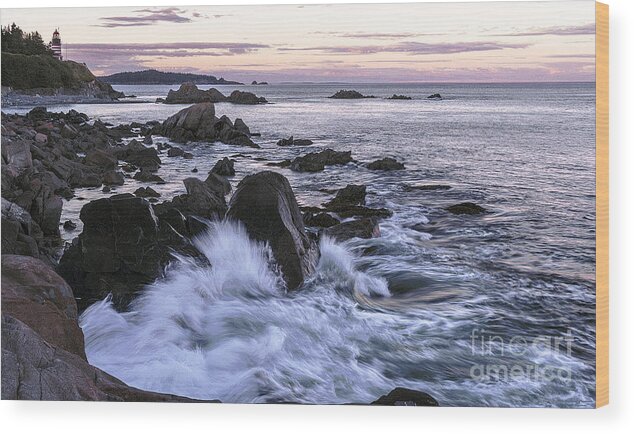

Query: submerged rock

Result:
[446,202,486,215]
[366,157,405,171]
[323,218,381,241]
[290,149,353,172]
[427,93,442,100]
[227,90,267,105]
[329,90,374,99]
[276,136,314,147]
[387,94,412,100]
[227,171,318,290]
[325,184,366,209]
[303,212,340,228]
[371,387,439,406]
[63,220,77,230]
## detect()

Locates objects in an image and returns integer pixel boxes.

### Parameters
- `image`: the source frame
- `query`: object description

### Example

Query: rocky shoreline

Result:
[1,101,480,404]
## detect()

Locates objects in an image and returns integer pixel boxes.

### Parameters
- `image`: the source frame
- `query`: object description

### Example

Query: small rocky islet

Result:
[1,97,480,403]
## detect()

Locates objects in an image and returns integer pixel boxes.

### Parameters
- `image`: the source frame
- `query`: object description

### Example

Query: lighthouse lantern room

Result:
[51,29,62,60]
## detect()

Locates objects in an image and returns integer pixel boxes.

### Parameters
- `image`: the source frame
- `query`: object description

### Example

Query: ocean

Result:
[4,82,597,407]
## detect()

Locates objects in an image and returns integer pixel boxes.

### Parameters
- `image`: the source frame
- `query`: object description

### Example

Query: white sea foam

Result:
[80,221,398,403]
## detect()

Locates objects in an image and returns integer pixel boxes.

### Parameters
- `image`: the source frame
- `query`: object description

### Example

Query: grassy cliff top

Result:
[1,52,98,90]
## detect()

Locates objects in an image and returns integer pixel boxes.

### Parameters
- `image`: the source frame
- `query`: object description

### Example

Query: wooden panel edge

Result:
[595,1,609,409]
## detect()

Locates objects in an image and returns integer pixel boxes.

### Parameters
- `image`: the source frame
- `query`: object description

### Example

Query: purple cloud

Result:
[278,41,529,56]
[68,42,268,56]
[98,8,192,28]
[495,23,595,37]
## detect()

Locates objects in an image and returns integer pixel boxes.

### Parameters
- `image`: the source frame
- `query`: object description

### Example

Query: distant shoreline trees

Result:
[1,23,53,56]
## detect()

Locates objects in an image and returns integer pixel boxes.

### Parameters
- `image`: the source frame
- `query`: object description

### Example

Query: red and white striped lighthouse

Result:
[51,29,62,60]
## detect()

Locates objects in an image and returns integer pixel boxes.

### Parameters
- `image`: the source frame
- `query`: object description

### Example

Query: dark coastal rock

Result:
[1,199,44,258]
[227,171,318,290]
[366,157,405,171]
[446,202,486,215]
[329,90,374,99]
[427,93,442,100]
[63,220,77,230]
[133,169,165,184]
[371,387,439,406]
[290,149,353,172]
[102,170,125,186]
[387,94,412,100]
[159,102,258,147]
[1,254,86,358]
[303,212,340,228]
[58,194,186,310]
[325,184,366,209]
[204,172,232,196]
[167,146,185,157]
[2,139,33,170]
[134,186,160,198]
[233,118,251,135]
[211,157,236,176]
[323,218,381,241]
[163,82,226,104]
[227,90,267,105]
[123,147,161,171]
[321,184,391,218]
[176,177,228,219]
[276,136,314,147]
[1,314,210,402]
[84,149,117,170]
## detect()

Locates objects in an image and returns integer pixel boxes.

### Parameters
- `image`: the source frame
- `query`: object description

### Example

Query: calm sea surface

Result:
[5,82,596,407]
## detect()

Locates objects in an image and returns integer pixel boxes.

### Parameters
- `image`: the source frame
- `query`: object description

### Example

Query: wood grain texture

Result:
[595,1,609,409]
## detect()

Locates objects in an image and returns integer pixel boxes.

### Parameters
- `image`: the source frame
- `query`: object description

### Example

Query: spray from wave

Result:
[80,220,401,403]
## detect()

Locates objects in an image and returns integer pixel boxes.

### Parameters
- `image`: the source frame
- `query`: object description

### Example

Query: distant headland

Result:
[99,69,244,86]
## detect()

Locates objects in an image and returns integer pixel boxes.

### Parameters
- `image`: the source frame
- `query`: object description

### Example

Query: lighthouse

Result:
[51,29,62,60]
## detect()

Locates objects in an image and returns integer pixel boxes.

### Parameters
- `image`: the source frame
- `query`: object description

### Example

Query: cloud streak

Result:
[495,23,595,37]
[98,8,192,28]
[278,41,530,56]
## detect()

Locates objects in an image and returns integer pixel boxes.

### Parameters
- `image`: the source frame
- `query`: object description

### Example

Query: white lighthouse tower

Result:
[51,29,62,60]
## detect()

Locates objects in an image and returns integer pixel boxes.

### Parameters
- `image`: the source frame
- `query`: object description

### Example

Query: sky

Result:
[0,2,596,83]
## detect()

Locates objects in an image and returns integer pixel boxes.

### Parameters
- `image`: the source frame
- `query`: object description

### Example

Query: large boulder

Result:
[366,157,405,171]
[58,194,186,310]
[163,82,226,104]
[289,149,352,172]
[227,90,267,104]
[1,254,85,358]
[227,171,318,290]
[159,103,258,147]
